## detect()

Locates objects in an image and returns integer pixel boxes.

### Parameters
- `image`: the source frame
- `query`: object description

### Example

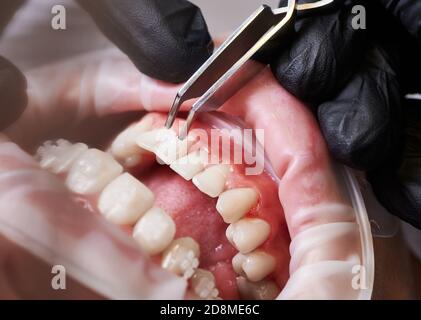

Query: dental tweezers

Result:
[165,0,334,139]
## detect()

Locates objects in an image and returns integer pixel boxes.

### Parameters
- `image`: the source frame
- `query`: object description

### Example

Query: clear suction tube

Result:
[341,167,374,300]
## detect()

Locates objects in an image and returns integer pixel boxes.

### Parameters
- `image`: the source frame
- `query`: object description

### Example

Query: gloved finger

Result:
[317,44,402,170]
[368,99,421,229]
[4,48,187,149]
[271,0,367,104]
[0,56,27,130]
[77,0,213,83]
[0,133,186,298]
[378,0,421,44]
[368,0,421,95]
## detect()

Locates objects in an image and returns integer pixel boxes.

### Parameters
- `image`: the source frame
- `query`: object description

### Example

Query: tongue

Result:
[139,165,239,299]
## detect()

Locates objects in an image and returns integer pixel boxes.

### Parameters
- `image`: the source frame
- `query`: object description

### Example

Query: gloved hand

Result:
[268,0,421,228]
[76,0,213,83]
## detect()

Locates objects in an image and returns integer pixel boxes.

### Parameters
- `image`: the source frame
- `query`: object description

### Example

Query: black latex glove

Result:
[0,0,27,130]
[77,0,214,83]
[272,0,421,228]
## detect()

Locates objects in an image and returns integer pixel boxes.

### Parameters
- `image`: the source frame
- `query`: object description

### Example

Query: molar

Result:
[36,139,88,174]
[161,237,200,279]
[132,207,176,255]
[226,218,270,253]
[191,268,219,300]
[98,173,155,225]
[66,148,123,194]
[216,188,259,223]
[192,164,230,198]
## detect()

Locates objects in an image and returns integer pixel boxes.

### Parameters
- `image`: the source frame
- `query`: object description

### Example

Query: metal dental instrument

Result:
[165,0,334,139]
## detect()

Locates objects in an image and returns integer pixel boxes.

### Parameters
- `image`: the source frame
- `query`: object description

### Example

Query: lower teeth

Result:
[191,268,220,300]
[161,237,200,279]
[236,276,280,300]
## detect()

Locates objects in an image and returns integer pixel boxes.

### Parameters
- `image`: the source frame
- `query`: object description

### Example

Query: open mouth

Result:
[36,111,290,300]
[33,67,363,300]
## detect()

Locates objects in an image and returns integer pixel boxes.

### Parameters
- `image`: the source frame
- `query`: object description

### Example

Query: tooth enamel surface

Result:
[136,128,174,153]
[37,140,88,174]
[226,218,270,253]
[98,173,155,225]
[133,207,176,255]
[236,276,280,300]
[110,117,152,166]
[216,188,259,223]
[161,237,200,279]
[192,164,229,198]
[66,148,123,194]
[191,268,219,300]
[241,250,276,282]
[232,252,246,276]
[154,137,190,165]
[169,150,208,181]
[123,154,142,168]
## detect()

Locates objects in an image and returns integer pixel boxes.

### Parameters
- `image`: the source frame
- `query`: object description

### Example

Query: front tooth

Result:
[241,250,276,282]
[192,164,230,198]
[37,140,88,174]
[226,218,270,253]
[110,117,153,167]
[191,268,219,300]
[98,173,155,225]
[169,150,208,181]
[132,207,176,255]
[161,237,200,279]
[66,148,123,194]
[216,188,259,223]
[236,276,280,300]
[136,128,174,152]
[154,136,190,165]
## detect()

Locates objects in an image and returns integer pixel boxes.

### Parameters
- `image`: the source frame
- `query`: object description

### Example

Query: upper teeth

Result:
[226,218,270,253]
[135,129,167,152]
[161,237,200,279]
[216,188,259,223]
[66,148,123,194]
[169,150,208,181]
[191,268,219,300]
[98,172,155,225]
[232,250,276,282]
[110,116,153,167]
[36,139,88,174]
[155,137,191,165]
[132,207,176,255]
[192,164,230,198]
